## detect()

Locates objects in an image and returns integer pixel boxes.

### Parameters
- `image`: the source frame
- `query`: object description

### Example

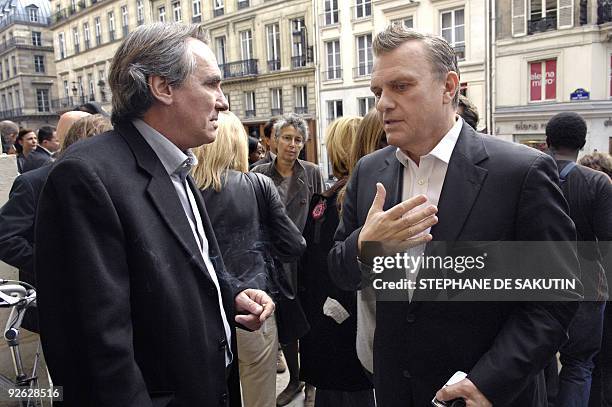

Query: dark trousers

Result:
[590,302,612,407]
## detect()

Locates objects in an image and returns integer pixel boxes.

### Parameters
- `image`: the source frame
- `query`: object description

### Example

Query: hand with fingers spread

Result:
[435,378,492,407]
[357,182,439,253]
[234,288,275,331]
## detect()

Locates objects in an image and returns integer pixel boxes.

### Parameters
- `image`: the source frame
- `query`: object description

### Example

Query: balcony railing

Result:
[109,30,115,41]
[52,0,113,25]
[294,106,308,114]
[0,13,50,30]
[0,108,23,119]
[528,16,557,34]
[322,67,342,81]
[319,10,340,27]
[51,96,88,110]
[74,44,80,53]
[96,35,101,46]
[237,0,250,9]
[213,8,224,17]
[351,3,372,21]
[137,18,145,25]
[291,55,310,69]
[192,15,201,23]
[122,25,129,37]
[0,36,54,53]
[453,44,465,60]
[220,59,258,78]
[267,59,280,71]
[353,64,372,78]
[598,0,612,23]
[84,39,90,50]
[245,109,256,118]
[271,108,283,116]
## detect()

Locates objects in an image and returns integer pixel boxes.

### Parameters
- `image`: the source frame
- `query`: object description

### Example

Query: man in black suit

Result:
[329,25,579,407]
[544,112,612,406]
[35,23,274,406]
[21,126,58,173]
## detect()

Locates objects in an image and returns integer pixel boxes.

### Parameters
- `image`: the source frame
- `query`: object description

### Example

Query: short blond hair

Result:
[326,116,361,179]
[62,114,112,151]
[192,111,249,192]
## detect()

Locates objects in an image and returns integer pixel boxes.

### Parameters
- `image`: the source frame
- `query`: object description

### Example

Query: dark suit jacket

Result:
[22,147,53,173]
[0,164,52,332]
[329,123,579,407]
[35,122,240,407]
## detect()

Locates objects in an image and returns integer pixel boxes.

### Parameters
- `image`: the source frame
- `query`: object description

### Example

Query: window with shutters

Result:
[512,0,527,36]
[529,59,557,102]
[527,0,573,33]
[440,9,465,60]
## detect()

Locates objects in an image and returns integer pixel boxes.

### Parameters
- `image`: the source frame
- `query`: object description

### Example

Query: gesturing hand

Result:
[357,183,438,253]
[235,289,275,331]
[435,378,492,407]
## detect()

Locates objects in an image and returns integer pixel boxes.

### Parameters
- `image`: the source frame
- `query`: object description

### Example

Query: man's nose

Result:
[216,91,229,111]
[377,92,394,112]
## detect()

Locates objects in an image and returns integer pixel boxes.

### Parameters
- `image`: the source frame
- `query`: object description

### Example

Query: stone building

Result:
[0,0,58,129]
[494,0,612,154]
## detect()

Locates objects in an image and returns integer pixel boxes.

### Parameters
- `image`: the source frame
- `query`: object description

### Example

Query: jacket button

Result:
[219,338,228,350]
[406,313,416,323]
[219,392,228,405]
[403,370,412,379]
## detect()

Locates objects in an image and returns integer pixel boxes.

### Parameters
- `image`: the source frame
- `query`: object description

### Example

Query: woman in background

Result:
[14,129,37,173]
[299,116,375,407]
[192,111,306,407]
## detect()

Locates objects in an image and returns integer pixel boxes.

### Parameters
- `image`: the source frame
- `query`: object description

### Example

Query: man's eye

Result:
[395,83,408,91]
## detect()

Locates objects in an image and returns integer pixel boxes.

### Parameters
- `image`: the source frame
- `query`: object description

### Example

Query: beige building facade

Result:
[314,0,489,175]
[0,0,58,129]
[494,0,612,154]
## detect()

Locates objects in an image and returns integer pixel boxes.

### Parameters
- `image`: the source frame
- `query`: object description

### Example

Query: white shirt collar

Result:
[395,116,463,166]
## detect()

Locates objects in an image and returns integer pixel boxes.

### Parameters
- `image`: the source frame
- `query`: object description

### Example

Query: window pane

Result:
[442,12,452,28]
[455,9,464,25]
[455,26,465,43]
[441,28,452,43]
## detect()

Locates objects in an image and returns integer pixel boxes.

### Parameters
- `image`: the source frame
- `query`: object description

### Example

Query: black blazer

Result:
[0,164,52,332]
[22,147,53,173]
[329,124,579,407]
[35,122,239,407]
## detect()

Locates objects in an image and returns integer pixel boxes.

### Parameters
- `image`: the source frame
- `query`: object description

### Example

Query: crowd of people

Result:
[0,21,610,407]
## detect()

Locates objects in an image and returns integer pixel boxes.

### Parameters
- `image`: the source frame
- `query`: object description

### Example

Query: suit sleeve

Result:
[0,175,35,272]
[327,159,369,291]
[261,175,307,261]
[313,165,324,195]
[468,154,579,405]
[593,175,612,292]
[35,158,153,407]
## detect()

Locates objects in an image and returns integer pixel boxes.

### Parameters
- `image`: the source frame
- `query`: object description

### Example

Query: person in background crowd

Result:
[457,94,479,131]
[299,115,375,407]
[543,112,612,407]
[250,117,278,170]
[193,110,306,407]
[0,120,18,154]
[14,129,37,173]
[580,152,612,179]
[329,24,579,407]
[248,136,264,165]
[35,23,274,406]
[76,101,110,117]
[0,114,112,333]
[339,108,388,375]
[253,113,324,406]
[56,111,91,141]
[21,126,59,173]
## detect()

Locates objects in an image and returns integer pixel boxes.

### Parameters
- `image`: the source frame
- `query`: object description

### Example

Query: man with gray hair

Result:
[329,24,579,407]
[35,23,274,406]
[0,120,18,154]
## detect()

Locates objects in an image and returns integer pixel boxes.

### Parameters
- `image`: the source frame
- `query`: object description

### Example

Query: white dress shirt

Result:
[395,116,463,300]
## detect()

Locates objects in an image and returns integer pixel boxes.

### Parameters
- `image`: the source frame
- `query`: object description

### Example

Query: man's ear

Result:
[442,71,460,105]
[148,75,173,106]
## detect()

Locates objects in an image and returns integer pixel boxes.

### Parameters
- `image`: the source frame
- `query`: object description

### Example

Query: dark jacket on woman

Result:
[299,179,373,391]
[200,170,306,295]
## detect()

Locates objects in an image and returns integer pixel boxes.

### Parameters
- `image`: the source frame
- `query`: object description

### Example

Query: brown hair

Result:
[579,152,612,179]
[61,114,113,151]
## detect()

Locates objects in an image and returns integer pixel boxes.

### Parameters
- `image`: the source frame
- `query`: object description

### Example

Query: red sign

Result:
[529,59,556,101]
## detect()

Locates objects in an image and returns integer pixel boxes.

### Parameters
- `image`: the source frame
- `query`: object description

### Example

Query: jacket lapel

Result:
[116,122,210,279]
[430,124,489,242]
[283,160,307,209]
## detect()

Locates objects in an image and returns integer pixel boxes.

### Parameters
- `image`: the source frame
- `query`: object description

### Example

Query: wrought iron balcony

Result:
[353,64,372,78]
[0,12,50,29]
[528,16,557,34]
[213,8,224,17]
[271,108,283,116]
[192,15,201,23]
[237,0,250,9]
[137,18,145,26]
[319,10,340,26]
[294,106,308,114]
[96,35,102,46]
[109,30,115,41]
[0,108,23,119]
[267,59,280,71]
[220,59,258,78]
[245,109,256,118]
[0,36,53,53]
[291,55,310,69]
[454,44,465,61]
[322,68,342,81]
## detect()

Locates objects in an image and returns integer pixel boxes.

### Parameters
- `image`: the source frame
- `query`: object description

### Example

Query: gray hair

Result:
[273,113,309,143]
[373,24,460,107]
[0,120,18,153]
[109,23,208,124]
